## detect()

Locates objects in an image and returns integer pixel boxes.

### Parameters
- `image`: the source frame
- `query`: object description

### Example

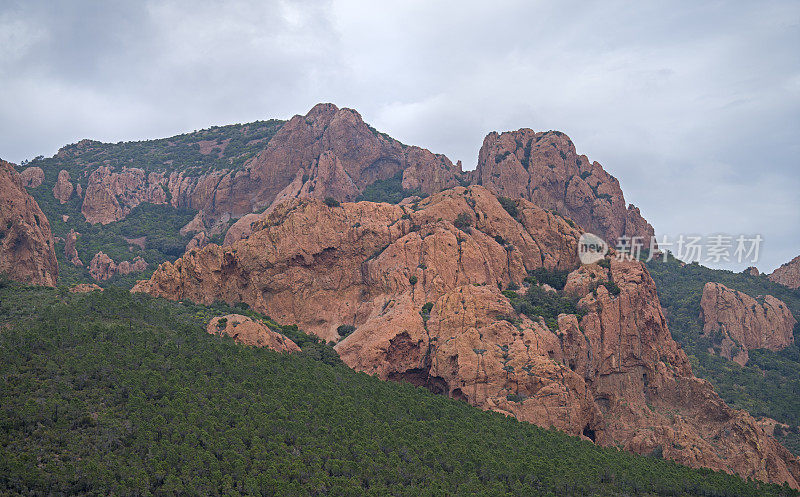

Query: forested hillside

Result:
[647,256,800,454]
[25,119,284,176]
[0,278,792,497]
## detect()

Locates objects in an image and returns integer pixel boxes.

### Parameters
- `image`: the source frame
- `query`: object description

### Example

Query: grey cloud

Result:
[0,0,797,272]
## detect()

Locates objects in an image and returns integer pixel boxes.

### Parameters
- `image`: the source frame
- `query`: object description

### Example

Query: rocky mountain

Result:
[469,129,655,248]
[133,186,800,487]
[771,255,800,290]
[700,282,796,365]
[0,159,58,286]
[19,103,655,288]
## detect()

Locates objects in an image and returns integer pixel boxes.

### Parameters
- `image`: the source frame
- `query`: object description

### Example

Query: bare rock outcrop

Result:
[470,129,655,247]
[207,314,300,352]
[64,229,83,266]
[52,170,74,203]
[117,256,147,275]
[82,167,167,224]
[89,251,117,281]
[134,186,800,487]
[0,159,58,286]
[89,251,146,280]
[700,282,796,365]
[20,166,44,188]
[770,255,800,290]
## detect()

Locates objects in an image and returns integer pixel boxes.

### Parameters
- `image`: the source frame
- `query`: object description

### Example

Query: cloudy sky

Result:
[1,0,798,272]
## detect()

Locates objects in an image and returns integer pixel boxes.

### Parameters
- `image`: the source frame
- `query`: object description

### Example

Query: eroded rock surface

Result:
[700,282,796,365]
[0,159,58,286]
[207,314,299,352]
[770,255,800,290]
[134,186,800,487]
[469,129,655,247]
[20,166,44,188]
[52,170,74,203]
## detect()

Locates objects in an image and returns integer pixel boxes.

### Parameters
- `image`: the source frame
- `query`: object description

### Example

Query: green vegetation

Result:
[0,280,792,496]
[26,120,284,177]
[505,282,585,331]
[39,201,197,289]
[323,197,340,207]
[497,196,519,218]
[336,324,356,337]
[21,119,287,288]
[355,171,424,204]
[646,256,800,453]
[525,267,571,291]
[453,212,472,231]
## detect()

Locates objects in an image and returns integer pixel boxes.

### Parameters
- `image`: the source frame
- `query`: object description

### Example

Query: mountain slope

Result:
[0,280,793,497]
[647,257,800,455]
[133,186,800,487]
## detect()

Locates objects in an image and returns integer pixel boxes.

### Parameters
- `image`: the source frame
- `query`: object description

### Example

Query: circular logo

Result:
[578,232,608,264]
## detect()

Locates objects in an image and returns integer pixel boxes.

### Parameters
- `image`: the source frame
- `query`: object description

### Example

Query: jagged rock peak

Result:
[471,128,655,247]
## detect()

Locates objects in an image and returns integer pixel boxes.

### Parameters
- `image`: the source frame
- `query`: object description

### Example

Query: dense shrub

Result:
[0,283,790,496]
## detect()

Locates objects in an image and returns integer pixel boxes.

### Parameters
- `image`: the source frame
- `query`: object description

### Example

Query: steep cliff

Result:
[770,256,800,290]
[700,282,796,365]
[134,186,799,487]
[470,129,655,247]
[0,159,58,286]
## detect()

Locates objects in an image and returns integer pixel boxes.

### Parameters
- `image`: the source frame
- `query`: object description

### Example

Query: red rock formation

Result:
[470,129,655,247]
[207,314,300,352]
[65,229,83,267]
[89,251,117,281]
[744,266,760,276]
[52,169,73,203]
[20,166,44,188]
[134,186,799,487]
[0,159,58,286]
[89,251,146,280]
[82,167,167,224]
[117,256,147,275]
[69,283,103,293]
[700,283,796,365]
[73,104,462,228]
[770,255,800,290]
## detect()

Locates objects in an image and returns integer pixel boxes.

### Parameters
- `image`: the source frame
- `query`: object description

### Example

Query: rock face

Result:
[469,129,655,247]
[0,159,58,286]
[75,103,463,229]
[770,255,800,290]
[700,283,796,366]
[64,230,83,266]
[89,251,147,281]
[52,169,74,203]
[89,252,116,281]
[20,166,44,188]
[207,314,300,353]
[134,186,799,487]
[82,167,167,224]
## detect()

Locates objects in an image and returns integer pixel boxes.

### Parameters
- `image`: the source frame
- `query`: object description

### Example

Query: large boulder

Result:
[207,314,299,353]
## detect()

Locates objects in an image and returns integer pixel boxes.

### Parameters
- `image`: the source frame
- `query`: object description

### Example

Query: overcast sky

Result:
[1,0,797,272]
